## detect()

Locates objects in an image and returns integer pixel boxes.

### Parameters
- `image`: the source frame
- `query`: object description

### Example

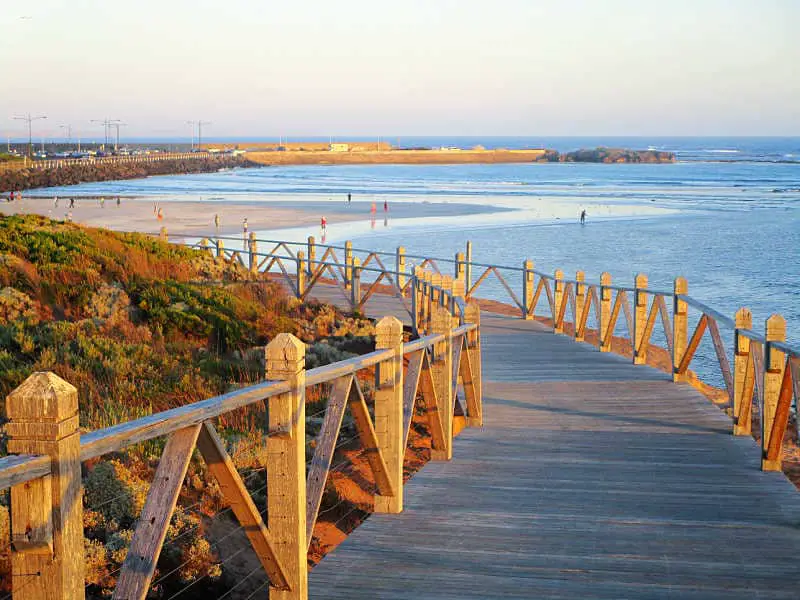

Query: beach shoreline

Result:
[0,195,512,240]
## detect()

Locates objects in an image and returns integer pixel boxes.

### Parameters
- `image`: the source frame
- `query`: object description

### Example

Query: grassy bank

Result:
[0,215,376,597]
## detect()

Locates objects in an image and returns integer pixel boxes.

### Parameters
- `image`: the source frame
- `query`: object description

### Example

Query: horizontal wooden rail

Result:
[1,299,483,600]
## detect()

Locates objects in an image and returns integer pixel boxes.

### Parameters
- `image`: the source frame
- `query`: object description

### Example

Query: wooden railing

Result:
[0,284,482,598]
[180,233,799,474]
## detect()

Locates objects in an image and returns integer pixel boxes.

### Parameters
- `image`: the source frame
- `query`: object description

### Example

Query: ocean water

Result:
[26,137,800,382]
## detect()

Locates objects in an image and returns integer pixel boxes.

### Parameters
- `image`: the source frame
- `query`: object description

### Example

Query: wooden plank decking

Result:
[305,286,800,599]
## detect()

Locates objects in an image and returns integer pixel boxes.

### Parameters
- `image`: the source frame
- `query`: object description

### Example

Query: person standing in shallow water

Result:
[347,192,352,204]
[580,209,587,224]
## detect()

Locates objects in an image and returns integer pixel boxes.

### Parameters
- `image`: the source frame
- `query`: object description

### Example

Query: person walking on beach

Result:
[242,218,248,235]
[116,196,121,207]
[347,192,352,204]
[157,207,163,221]
[383,199,388,212]
[580,209,587,224]
[321,216,327,232]
[214,214,220,229]
[370,202,376,214]
[69,198,75,209]
[54,196,59,208]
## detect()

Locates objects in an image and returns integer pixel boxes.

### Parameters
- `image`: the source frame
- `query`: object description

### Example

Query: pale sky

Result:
[1,0,798,138]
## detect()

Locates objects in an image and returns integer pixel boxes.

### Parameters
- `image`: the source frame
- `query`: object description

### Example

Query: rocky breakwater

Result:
[537,147,675,163]
[0,155,257,192]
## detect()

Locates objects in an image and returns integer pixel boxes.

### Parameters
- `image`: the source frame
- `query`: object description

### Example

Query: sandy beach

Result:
[0,195,506,240]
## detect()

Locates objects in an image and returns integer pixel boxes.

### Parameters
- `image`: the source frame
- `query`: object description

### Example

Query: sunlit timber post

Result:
[344,241,353,289]
[351,257,361,311]
[633,273,649,364]
[200,238,211,255]
[265,335,307,600]
[672,277,689,382]
[396,246,406,292]
[553,269,565,334]
[522,259,535,320]
[455,251,465,286]
[599,272,612,352]
[248,232,258,274]
[762,314,787,471]
[464,301,483,427]
[733,308,754,436]
[296,251,306,298]
[7,373,84,600]
[431,305,454,461]
[574,271,586,342]
[441,275,453,314]
[307,236,316,277]
[452,277,466,328]
[464,241,473,296]
[216,239,224,259]
[374,316,404,513]
[430,273,442,310]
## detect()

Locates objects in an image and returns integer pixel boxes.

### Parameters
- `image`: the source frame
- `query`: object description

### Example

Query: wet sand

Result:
[0,196,507,238]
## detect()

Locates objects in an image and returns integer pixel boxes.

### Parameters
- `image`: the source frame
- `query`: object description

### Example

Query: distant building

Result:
[329,143,350,152]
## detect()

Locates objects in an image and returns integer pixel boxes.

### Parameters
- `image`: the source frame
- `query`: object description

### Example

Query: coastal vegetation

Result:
[0,155,254,193]
[0,215,376,597]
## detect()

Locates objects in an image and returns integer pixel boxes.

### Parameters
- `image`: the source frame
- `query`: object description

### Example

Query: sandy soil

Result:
[0,196,505,240]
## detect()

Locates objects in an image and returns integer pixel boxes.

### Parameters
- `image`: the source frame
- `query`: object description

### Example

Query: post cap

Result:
[376,316,404,347]
[266,333,306,379]
[7,372,78,422]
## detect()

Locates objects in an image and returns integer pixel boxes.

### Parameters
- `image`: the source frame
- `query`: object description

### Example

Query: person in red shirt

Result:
[321,216,327,231]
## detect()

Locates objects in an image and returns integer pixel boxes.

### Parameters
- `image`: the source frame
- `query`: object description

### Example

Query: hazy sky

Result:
[1,0,798,138]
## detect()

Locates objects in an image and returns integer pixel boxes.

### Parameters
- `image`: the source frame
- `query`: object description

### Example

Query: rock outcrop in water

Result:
[0,156,256,192]
[537,148,675,163]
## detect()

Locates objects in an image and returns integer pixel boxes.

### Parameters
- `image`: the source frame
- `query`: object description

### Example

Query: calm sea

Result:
[28,136,800,382]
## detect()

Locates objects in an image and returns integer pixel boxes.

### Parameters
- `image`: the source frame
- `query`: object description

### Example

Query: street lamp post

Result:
[12,113,47,157]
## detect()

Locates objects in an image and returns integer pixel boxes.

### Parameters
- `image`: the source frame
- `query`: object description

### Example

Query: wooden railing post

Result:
[431,273,442,308]
[452,278,465,328]
[522,259,534,320]
[396,246,406,291]
[553,269,565,334]
[7,373,84,600]
[265,334,307,600]
[599,272,612,352]
[455,252,465,287]
[673,277,688,382]
[159,226,168,242]
[430,305,453,460]
[412,267,422,335]
[296,251,306,298]
[574,271,586,342]
[633,273,648,364]
[465,240,472,295]
[351,257,361,311]
[216,239,224,259]
[344,241,353,289]
[464,302,483,427]
[374,316,404,513]
[307,236,316,276]
[249,232,258,273]
[441,275,454,315]
[200,237,210,254]
[733,308,753,436]
[762,314,786,471]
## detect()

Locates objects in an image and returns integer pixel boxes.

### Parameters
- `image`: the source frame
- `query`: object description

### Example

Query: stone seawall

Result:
[0,156,255,192]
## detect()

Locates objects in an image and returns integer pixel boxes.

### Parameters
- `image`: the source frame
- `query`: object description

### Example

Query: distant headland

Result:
[231,142,675,167]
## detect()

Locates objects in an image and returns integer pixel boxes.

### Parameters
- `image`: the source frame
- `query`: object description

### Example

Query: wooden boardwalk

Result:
[305,285,800,599]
